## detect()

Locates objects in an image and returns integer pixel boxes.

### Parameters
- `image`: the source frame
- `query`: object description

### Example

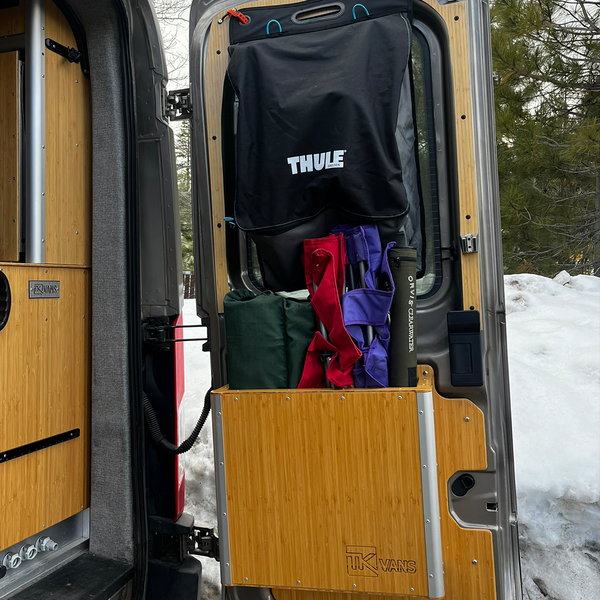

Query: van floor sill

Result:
[8,554,134,600]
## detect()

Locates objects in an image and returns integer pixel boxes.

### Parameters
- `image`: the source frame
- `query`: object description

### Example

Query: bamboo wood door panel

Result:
[0,263,91,550]
[218,389,430,596]
[45,1,92,267]
[270,388,496,600]
[0,51,19,262]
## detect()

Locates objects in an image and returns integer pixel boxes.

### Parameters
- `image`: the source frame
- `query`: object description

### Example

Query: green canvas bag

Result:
[224,289,315,389]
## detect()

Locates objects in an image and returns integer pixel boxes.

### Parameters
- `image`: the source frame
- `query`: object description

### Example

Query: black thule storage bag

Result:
[227,0,414,234]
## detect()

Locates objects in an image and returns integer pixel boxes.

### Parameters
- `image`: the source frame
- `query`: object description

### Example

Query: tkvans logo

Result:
[346,546,417,577]
[287,150,347,175]
[29,281,60,299]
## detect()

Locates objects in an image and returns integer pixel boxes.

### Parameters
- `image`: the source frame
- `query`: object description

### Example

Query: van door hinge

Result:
[163,88,192,121]
[460,234,479,253]
[188,527,219,561]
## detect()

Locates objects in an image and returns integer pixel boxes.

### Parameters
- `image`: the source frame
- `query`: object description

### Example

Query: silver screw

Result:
[472,559,478,565]
[410,589,414,593]
[398,395,402,400]
[426,519,430,524]
[244,577,248,582]
[234,397,238,402]
[352,584,356,589]
[42,524,46,528]
[341,396,345,401]
[423,370,429,375]
[76,143,79,147]
[286,397,290,401]
[419,410,424,414]
[296,581,301,585]
[429,574,433,578]
[465,417,470,422]
[422,465,427,469]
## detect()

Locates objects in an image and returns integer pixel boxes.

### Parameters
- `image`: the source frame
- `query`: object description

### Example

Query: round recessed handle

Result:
[0,271,11,333]
[451,473,476,497]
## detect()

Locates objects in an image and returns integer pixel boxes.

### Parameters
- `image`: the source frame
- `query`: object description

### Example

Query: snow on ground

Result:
[180,300,220,600]
[182,273,600,600]
[505,272,600,600]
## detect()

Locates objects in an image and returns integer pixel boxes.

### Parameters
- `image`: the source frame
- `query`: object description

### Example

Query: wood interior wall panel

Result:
[0,263,90,550]
[0,51,19,262]
[204,0,482,313]
[45,0,92,267]
[0,1,24,37]
[219,388,429,596]
[0,438,89,551]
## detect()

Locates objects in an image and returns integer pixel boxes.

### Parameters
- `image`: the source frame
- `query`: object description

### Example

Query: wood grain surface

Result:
[45,0,92,267]
[215,366,496,598]
[0,51,20,262]
[0,263,91,550]
[0,0,24,37]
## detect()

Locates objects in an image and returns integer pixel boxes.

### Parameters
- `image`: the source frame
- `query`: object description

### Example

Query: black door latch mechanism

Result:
[45,38,82,63]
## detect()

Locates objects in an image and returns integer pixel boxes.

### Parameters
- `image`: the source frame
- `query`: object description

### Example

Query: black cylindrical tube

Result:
[388,247,418,387]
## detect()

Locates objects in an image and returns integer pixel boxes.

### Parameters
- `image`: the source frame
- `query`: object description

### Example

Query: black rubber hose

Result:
[143,388,212,456]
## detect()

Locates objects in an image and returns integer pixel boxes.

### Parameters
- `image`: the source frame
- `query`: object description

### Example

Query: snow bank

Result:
[505,272,600,600]
[183,272,600,600]
[180,300,220,600]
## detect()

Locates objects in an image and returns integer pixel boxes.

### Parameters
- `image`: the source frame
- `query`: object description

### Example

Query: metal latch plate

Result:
[460,234,479,253]
[164,88,192,121]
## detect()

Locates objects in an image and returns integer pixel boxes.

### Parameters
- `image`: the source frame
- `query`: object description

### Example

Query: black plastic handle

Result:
[0,270,11,332]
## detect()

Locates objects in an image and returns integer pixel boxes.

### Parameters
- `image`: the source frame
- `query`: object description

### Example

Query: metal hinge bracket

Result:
[188,527,219,560]
[460,234,479,253]
[163,88,192,121]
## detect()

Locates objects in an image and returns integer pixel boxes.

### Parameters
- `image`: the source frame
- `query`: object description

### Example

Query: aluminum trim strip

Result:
[0,510,89,597]
[212,394,232,584]
[417,391,444,598]
[25,0,46,263]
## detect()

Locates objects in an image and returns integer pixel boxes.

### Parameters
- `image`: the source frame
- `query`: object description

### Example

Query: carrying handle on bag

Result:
[266,19,283,35]
[293,3,345,24]
[352,3,369,18]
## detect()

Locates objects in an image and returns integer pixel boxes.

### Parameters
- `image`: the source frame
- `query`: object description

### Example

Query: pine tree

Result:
[491,0,600,275]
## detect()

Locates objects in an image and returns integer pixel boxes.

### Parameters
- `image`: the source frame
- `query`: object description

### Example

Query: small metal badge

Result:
[29,281,60,299]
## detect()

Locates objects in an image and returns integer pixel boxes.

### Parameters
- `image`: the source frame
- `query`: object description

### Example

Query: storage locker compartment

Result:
[213,368,496,599]
[0,264,90,551]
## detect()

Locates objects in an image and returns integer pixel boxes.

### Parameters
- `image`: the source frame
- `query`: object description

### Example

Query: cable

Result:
[143,388,212,456]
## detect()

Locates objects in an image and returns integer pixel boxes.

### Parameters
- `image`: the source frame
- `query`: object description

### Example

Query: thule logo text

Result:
[287,150,347,175]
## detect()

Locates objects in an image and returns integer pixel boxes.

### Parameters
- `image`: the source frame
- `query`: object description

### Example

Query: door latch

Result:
[163,88,192,121]
[460,233,479,253]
